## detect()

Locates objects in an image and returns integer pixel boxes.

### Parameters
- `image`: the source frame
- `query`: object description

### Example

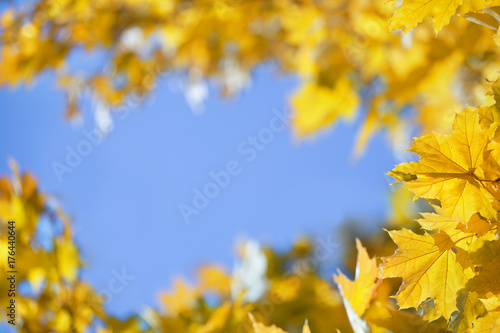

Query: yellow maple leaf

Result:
[334,239,379,317]
[390,0,462,34]
[464,239,500,297]
[334,239,377,333]
[364,301,447,332]
[417,207,492,242]
[448,290,487,333]
[418,210,463,232]
[381,228,474,320]
[389,108,498,222]
[471,296,500,332]
[472,311,500,332]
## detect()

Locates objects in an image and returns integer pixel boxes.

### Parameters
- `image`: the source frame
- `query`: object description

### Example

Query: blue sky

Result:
[0,64,398,318]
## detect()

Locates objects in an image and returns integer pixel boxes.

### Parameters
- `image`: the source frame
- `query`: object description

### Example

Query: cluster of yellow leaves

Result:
[146,238,358,333]
[390,0,500,35]
[2,0,500,152]
[244,5,500,331]
[378,7,500,329]
[0,161,105,332]
[383,77,500,331]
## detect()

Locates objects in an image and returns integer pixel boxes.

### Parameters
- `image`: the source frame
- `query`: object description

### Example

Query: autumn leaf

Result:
[448,290,487,333]
[464,239,500,297]
[471,310,500,332]
[334,239,378,333]
[334,239,380,317]
[364,301,447,332]
[471,296,500,332]
[381,228,474,320]
[389,108,498,222]
[417,208,464,233]
[340,301,370,333]
[417,208,492,244]
[390,0,462,34]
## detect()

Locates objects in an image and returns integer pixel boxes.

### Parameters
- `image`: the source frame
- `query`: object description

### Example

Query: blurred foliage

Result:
[3,0,500,152]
